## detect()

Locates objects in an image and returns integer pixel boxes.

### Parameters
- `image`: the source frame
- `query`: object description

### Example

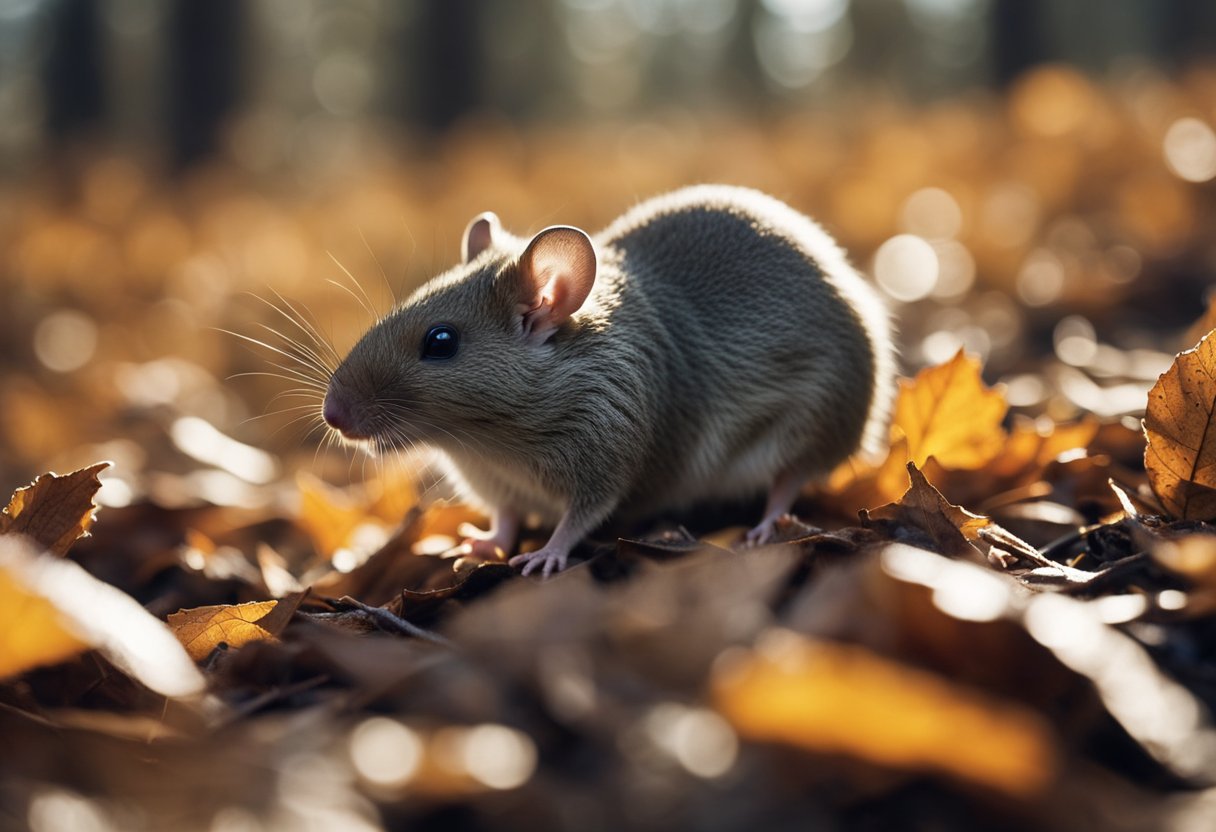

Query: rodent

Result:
[322,185,896,576]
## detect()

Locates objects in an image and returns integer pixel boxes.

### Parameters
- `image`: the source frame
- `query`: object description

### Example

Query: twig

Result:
[337,596,453,647]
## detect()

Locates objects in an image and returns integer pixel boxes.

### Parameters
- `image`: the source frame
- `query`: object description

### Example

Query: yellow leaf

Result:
[0,461,110,556]
[0,559,90,678]
[0,537,204,696]
[167,600,279,662]
[364,466,421,526]
[1144,329,1216,520]
[989,414,1099,479]
[296,472,368,558]
[712,630,1057,799]
[1153,534,1216,589]
[895,350,1007,469]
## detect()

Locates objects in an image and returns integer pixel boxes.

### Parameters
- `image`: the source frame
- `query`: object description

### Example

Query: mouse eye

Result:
[421,324,459,360]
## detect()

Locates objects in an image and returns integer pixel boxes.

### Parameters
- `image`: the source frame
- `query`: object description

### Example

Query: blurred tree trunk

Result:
[411,0,482,132]
[167,0,244,170]
[1161,0,1216,68]
[990,0,1048,87]
[42,0,106,143]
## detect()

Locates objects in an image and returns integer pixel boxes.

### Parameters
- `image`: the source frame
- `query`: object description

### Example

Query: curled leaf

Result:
[863,462,990,560]
[0,461,110,556]
[1144,329,1216,521]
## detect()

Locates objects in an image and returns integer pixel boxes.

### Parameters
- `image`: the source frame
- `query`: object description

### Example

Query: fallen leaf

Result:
[168,600,280,661]
[823,351,1009,508]
[295,471,371,558]
[252,588,310,636]
[0,550,90,678]
[895,350,1007,470]
[1152,533,1216,590]
[862,462,990,560]
[0,461,110,556]
[712,628,1058,799]
[987,415,1099,480]
[364,466,421,526]
[1143,328,1216,520]
[0,536,204,696]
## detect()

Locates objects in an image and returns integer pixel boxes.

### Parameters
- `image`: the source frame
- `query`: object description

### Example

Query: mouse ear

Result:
[517,226,597,344]
[463,211,500,262]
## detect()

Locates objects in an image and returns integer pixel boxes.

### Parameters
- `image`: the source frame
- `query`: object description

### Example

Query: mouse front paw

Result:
[508,547,570,578]
[744,514,789,547]
[458,537,509,561]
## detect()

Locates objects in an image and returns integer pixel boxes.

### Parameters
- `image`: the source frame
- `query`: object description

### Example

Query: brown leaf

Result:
[168,600,280,661]
[1143,328,1216,520]
[711,629,1059,799]
[0,461,110,556]
[863,462,990,560]
[252,588,310,636]
[895,350,1007,470]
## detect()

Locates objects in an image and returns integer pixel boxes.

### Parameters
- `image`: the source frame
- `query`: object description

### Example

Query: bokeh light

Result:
[874,234,939,302]
[349,717,424,789]
[1163,117,1216,183]
[33,310,97,373]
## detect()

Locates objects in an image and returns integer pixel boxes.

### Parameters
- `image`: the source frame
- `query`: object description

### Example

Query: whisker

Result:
[254,322,333,379]
[242,403,321,424]
[216,328,332,381]
[229,370,328,390]
[327,252,380,323]
[358,227,398,312]
[264,289,343,368]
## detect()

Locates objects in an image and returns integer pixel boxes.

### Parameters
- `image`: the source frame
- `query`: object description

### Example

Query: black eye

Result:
[421,324,459,360]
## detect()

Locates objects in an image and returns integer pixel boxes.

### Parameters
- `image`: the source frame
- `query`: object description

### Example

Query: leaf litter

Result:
[6,108,1216,829]
[4,324,1216,831]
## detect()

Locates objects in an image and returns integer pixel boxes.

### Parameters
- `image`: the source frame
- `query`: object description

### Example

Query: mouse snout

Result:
[322,386,365,438]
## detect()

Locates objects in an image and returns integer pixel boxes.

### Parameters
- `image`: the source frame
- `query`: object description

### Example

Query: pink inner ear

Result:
[520,227,596,337]
[463,212,498,262]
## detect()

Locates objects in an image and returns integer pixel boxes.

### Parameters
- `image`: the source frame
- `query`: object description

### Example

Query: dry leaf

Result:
[296,471,369,558]
[0,548,90,678]
[0,536,204,696]
[988,415,1100,480]
[1152,534,1216,590]
[712,629,1058,799]
[896,350,1007,470]
[168,600,280,661]
[1143,329,1216,520]
[364,466,421,526]
[863,463,990,560]
[0,461,110,556]
[824,351,1009,509]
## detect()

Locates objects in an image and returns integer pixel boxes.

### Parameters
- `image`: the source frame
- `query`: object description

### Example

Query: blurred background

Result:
[2,0,1216,501]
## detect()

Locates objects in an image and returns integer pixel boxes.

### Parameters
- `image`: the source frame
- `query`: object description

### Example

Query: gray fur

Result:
[325,185,895,564]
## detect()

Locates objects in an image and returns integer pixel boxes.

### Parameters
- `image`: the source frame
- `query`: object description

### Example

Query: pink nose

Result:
[322,393,354,434]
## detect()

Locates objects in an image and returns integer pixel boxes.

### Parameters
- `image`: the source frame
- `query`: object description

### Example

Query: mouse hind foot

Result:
[744,468,812,546]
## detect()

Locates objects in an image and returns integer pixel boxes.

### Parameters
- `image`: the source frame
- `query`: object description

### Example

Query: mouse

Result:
[321,185,896,577]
